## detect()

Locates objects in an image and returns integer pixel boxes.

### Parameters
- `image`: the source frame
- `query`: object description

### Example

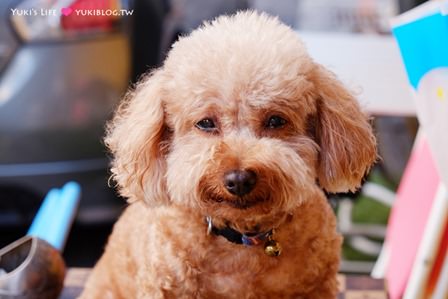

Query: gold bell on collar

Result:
[264,238,282,257]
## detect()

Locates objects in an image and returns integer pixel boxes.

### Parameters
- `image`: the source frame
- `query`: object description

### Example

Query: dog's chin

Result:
[216,210,289,235]
[204,191,271,210]
[226,200,259,210]
[220,196,269,210]
[201,193,289,233]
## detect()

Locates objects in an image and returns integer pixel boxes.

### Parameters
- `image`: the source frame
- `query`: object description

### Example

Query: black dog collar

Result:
[206,216,272,246]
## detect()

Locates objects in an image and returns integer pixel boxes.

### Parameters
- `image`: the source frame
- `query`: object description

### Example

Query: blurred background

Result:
[0,0,423,271]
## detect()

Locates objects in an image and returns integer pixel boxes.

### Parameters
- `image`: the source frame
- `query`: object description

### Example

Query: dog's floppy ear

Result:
[310,64,377,193]
[105,70,170,204]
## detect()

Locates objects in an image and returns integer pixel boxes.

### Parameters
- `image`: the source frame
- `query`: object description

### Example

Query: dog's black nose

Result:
[224,170,257,196]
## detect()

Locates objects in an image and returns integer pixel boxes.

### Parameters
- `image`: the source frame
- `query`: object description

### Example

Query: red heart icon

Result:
[61,7,73,16]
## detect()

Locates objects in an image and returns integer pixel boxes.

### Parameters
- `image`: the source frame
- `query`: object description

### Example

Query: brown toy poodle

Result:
[79,11,376,299]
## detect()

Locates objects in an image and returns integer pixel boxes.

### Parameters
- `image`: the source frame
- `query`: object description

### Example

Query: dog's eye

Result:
[196,118,217,132]
[265,115,287,129]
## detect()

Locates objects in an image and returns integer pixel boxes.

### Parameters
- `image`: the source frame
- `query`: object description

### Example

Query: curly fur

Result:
[79,11,376,299]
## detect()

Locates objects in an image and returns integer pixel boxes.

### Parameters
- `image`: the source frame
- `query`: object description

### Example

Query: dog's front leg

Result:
[136,286,166,299]
[302,274,339,299]
[78,254,123,299]
[135,263,201,299]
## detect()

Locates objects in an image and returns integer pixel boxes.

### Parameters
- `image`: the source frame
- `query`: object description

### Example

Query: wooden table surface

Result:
[60,268,387,299]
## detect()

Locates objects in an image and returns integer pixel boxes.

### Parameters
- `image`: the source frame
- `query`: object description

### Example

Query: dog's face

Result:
[106,12,376,232]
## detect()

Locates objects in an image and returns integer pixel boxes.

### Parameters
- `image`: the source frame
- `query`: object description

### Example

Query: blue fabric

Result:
[28,182,81,251]
[392,11,448,89]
